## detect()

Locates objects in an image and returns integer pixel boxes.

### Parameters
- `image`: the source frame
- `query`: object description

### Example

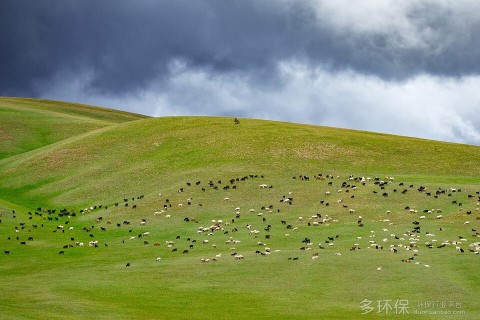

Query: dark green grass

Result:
[0,97,148,159]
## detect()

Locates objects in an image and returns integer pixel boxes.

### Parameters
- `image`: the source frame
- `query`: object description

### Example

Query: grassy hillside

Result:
[0,97,148,160]
[0,99,479,319]
[0,115,479,209]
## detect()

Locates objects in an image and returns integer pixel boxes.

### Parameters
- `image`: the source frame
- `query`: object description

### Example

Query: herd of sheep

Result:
[1,173,479,271]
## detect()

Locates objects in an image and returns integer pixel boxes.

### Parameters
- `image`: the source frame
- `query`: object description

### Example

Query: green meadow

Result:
[0,97,479,319]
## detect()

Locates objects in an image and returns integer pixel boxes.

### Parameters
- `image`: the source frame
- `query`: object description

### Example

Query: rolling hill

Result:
[0,97,148,159]
[0,97,478,210]
[0,97,479,319]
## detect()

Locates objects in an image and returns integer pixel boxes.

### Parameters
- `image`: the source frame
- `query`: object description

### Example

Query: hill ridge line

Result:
[0,96,150,119]
[0,102,118,126]
[0,125,117,168]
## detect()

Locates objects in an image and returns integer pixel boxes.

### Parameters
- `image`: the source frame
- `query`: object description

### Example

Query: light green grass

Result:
[0,98,479,319]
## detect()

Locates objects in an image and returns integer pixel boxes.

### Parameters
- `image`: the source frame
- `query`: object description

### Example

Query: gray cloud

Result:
[3,0,480,96]
[1,1,480,144]
[39,61,480,145]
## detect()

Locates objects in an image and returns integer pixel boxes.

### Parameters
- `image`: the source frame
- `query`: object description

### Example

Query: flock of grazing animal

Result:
[1,173,479,270]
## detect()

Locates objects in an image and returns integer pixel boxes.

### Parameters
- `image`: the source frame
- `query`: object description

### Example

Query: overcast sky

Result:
[1,1,480,145]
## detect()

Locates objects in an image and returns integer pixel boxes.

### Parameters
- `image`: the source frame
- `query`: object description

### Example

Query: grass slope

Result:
[0,116,478,209]
[0,97,148,160]
[0,100,479,319]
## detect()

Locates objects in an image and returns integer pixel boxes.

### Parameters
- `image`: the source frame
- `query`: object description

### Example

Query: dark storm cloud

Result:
[2,0,480,98]
[2,0,480,145]
[0,0,294,96]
